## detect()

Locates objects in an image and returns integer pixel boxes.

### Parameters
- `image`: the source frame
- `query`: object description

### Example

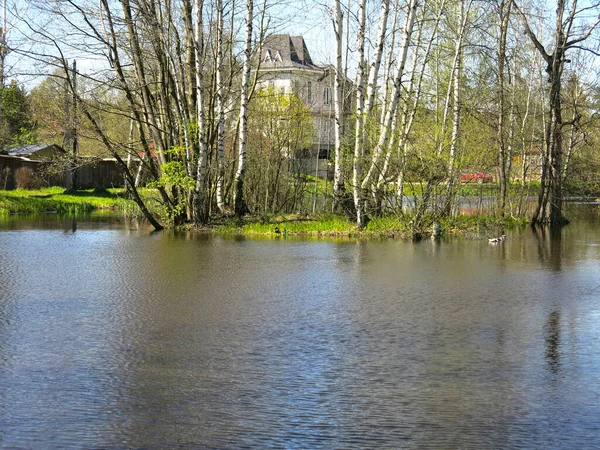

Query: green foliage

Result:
[28,71,131,157]
[0,81,37,147]
[146,157,194,223]
[245,88,317,214]
[249,88,315,156]
[27,73,67,146]
[149,160,195,191]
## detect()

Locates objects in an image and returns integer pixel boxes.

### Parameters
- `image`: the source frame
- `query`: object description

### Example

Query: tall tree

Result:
[332,0,345,205]
[352,0,367,227]
[234,0,253,217]
[496,0,512,217]
[513,0,600,226]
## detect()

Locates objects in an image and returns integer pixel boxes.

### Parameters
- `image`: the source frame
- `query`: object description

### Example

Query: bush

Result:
[14,167,42,189]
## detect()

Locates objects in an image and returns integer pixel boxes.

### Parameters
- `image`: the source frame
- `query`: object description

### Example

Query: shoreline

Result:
[0,186,549,239]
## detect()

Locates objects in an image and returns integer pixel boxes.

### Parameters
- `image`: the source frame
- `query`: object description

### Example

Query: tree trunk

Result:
[215,0,226,213]
[333,0,345,204]
[392,0,445,202]
[360,0,418,194]
[443,0,472,215]
[497,0,511,217]
[234,0,253,217]
[352,0,367,227]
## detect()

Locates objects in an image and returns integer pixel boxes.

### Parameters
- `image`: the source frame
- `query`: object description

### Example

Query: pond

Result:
[1,205,600,448]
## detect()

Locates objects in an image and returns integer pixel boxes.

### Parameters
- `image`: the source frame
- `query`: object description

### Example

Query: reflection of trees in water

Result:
[545,310,561,373]
[548,228,562,271]
[531,226,562,271]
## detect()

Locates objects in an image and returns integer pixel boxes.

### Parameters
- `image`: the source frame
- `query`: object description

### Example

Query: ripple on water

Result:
[1,222,600,448]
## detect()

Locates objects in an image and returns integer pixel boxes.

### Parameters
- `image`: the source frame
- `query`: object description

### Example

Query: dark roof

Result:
[261,35,318,70]
[5,144,65,157]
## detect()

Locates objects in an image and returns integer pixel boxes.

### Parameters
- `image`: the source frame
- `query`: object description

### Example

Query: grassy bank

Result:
[0,187,136,215]
[215,212,526,239]
[1,187,527,239]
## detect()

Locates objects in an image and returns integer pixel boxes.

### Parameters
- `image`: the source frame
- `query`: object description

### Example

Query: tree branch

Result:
[511,0,551,64]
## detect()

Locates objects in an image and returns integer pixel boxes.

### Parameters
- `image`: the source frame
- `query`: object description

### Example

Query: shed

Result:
[2,144,67,161]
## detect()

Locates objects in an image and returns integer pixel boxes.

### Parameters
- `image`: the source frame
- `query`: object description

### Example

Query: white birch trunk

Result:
[392,0,445,199]
[379,0,400,127]
[234,0,253,216]
[506,81,516,181]
[444,0,473,215]
[376,0,426,187]
[333,0,345,202]
[437,0,473,158]
[353,0,367,227]
[120,0,166,164]
[215,0,226,213]
[361,0,419,192]
[520,52,537,186]
[193,0,210,223]
[365,0,390,115]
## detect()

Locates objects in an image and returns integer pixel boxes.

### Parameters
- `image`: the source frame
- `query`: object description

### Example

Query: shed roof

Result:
[5,144,66,157]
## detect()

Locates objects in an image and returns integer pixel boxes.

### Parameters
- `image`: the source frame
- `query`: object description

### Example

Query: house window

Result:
[263,50,272,63]
[323,87,331,105]
[291,80,300,95]
[307,81,312,104]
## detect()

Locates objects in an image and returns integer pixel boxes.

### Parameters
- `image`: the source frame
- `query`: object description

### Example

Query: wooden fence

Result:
[75,159,125,189]
[0,156,125,190]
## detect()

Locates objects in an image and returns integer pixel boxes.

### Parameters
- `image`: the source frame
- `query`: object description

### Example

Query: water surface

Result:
[1,208,600,448]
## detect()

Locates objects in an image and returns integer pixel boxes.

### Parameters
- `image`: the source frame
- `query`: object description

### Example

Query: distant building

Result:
[258,35,341,177]
[2,144,66,161]
[512,146,543,182]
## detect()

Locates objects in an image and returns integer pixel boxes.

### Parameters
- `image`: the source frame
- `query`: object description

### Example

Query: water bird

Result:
[488,234,506,243]
[274,226,281,234]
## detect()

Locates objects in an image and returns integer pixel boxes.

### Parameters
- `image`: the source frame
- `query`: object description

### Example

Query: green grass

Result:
[454,181,542,196]
[216,213,356,236]
[214,211,527,239]
[0,187,136,215]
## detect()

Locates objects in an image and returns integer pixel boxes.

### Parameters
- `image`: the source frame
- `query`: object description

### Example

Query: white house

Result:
[258,35,337,177]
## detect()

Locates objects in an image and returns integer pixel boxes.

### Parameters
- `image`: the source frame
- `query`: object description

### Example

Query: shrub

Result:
[14,167,42,189]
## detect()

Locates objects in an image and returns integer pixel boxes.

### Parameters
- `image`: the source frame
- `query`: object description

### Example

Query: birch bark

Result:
[234,0,253,217]
[333,0,345,203]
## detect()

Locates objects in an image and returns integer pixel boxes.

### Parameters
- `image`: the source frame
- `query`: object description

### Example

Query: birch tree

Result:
[388,0,445,203]
[332,0,345,204]
[497,0,512,217]
[442,0,473,215]
[351,0,367,227]
[355,0,390,226]
[360,0,419,211]
[215,0,227,213]
[234,0,253,217]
